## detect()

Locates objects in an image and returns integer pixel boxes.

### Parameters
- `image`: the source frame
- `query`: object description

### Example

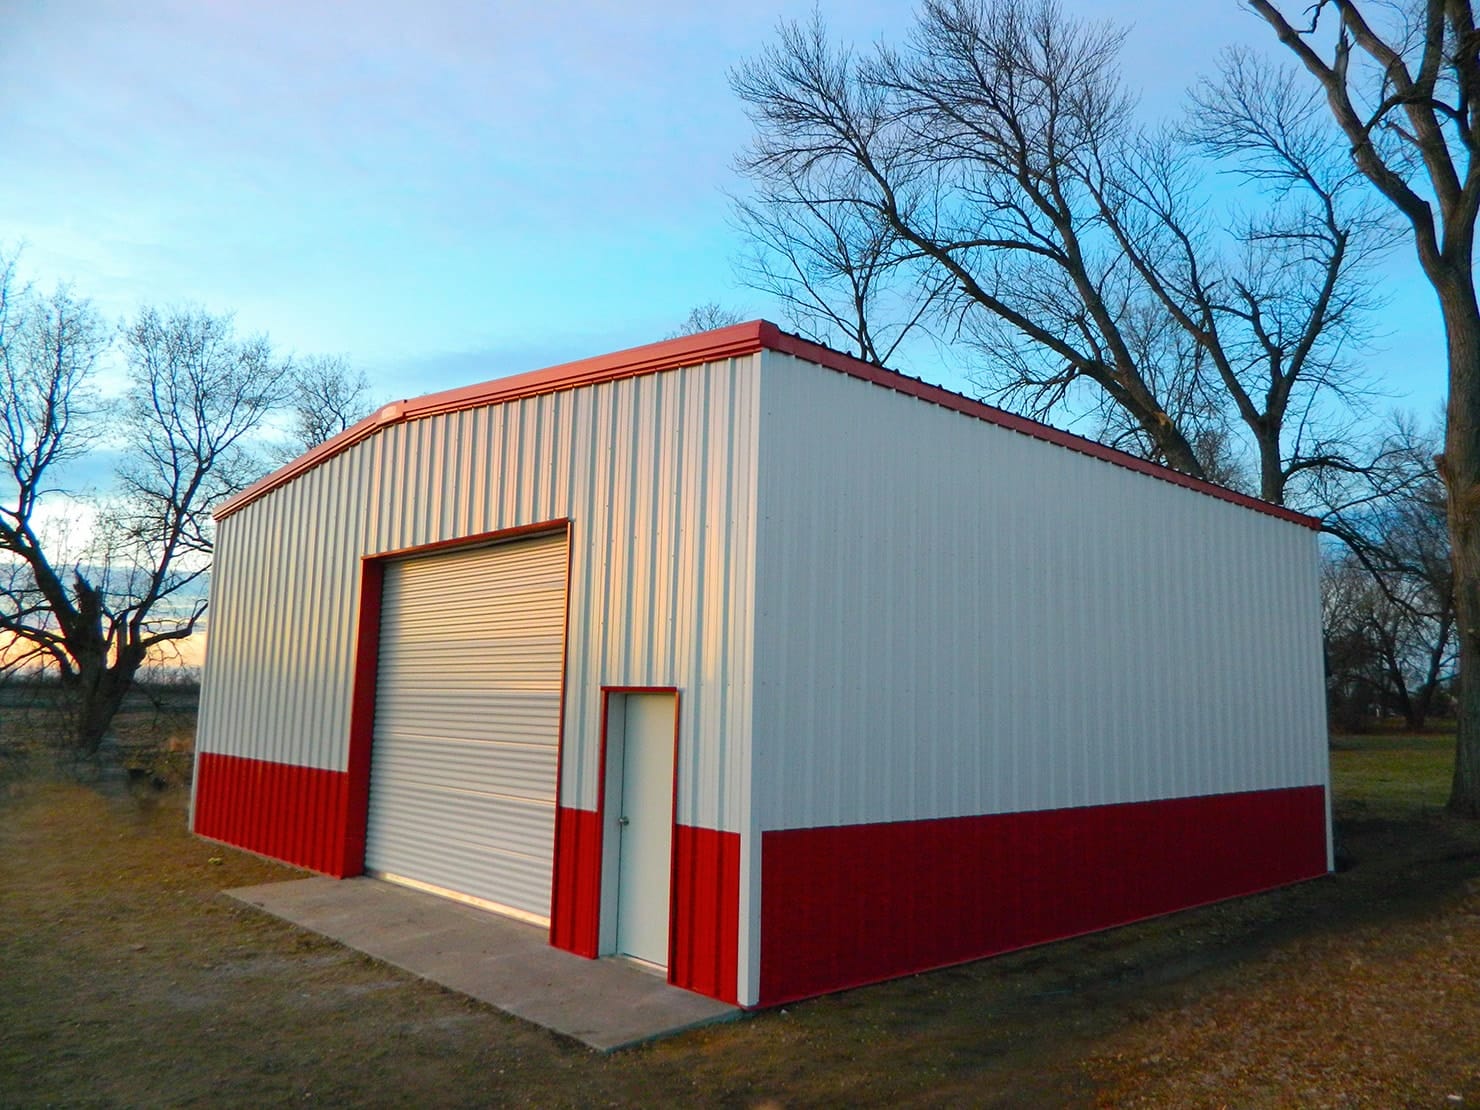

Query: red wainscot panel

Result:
[670,824,741,1005]
[759,785,1328,1006]
[549,813,741,1004]
[193,752,359,877]
[550,806,602,957]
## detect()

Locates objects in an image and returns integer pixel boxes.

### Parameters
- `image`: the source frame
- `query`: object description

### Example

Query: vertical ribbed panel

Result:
[194,357,760,838]
[192,753,354,875]
[751,350,1329,833]
[758,785,1329,1005]
[670,824,741,1003]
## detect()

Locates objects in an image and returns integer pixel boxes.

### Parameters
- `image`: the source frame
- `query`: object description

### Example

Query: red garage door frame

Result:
[341,519,574,894]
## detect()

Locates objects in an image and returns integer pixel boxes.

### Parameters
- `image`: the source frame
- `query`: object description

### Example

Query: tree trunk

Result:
[1151,418,1206,483]
[72,666,141,755]
[1413,606,1454,730]
[1441,282,1480,816]
[1256,427,1285,507]
[1392,670,1418,729]
[65,641,147,757]
[1118,380,1206,481]
[1378,631,1416,727]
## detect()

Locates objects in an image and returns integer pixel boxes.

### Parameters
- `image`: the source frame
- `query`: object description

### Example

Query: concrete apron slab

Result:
[226,876,741,1052]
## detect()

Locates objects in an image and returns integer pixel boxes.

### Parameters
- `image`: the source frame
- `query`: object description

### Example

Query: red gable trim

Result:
[215,320,1318,530]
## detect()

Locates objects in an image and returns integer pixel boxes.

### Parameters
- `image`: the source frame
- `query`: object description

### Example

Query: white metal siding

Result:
[366,533,567,919]
[194,358,760,834]
[750,349,1328,833]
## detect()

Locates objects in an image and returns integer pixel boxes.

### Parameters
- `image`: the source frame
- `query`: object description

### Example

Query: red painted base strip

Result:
[671,824,741,1004]
[759,785,1328,1005]
[195,758,743,1004]
[550,806,602,957]
[193,752,361,877]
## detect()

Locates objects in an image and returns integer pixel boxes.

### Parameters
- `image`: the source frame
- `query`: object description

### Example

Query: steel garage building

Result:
[192,320,1330,1008]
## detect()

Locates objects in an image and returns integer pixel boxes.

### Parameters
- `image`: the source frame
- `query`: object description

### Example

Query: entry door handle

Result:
[618,816,630,826]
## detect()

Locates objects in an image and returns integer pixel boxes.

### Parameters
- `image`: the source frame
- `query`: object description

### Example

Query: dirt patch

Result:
[2,734,1479,1106]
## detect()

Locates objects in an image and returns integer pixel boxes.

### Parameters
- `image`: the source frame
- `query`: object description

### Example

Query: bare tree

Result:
[0,269,290,753]
[1125,56,1395,503]
[1251,0,1480,815]
[731,0,1390,506]
[733,179,950,365]
[1322,547,1455,728]
[0,275,108,675]
[667,303,747,339]
[284,354,375,456]
[1325,423,1456,728]
[1323,552,1389,729]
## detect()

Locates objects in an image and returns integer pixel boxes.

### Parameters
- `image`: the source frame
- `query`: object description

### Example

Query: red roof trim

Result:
[215,319,1318,530]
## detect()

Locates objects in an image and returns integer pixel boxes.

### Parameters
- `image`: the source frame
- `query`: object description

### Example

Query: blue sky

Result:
[0,0,1451,417]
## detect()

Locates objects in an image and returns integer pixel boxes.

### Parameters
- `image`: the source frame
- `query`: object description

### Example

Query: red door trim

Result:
[370,518,570,563]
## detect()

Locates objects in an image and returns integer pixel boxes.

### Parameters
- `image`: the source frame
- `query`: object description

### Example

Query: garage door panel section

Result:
[369,777,557,840]
[369,736,558,802]
[369,792,555,912]
[374,691,561,740]
[366,532,568,922]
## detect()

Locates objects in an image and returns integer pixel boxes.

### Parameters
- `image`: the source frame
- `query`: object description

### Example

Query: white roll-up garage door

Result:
[366,531,568,923]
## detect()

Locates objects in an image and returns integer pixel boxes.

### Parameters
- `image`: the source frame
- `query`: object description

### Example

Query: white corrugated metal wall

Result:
[195,354,759,860]
[747,348,1328,1001]
[752,349,1325,826]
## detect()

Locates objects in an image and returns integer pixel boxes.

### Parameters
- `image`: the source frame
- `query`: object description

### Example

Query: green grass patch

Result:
[1330,730,1455,814]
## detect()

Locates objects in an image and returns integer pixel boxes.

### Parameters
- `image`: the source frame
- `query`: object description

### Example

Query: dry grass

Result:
[1,726,1478,1107]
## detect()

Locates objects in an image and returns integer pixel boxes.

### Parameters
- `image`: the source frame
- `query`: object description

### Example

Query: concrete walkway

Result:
[226,876,741,1052]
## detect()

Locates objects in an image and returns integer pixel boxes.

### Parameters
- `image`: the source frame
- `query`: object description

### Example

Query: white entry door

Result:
[615,693,677,967]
